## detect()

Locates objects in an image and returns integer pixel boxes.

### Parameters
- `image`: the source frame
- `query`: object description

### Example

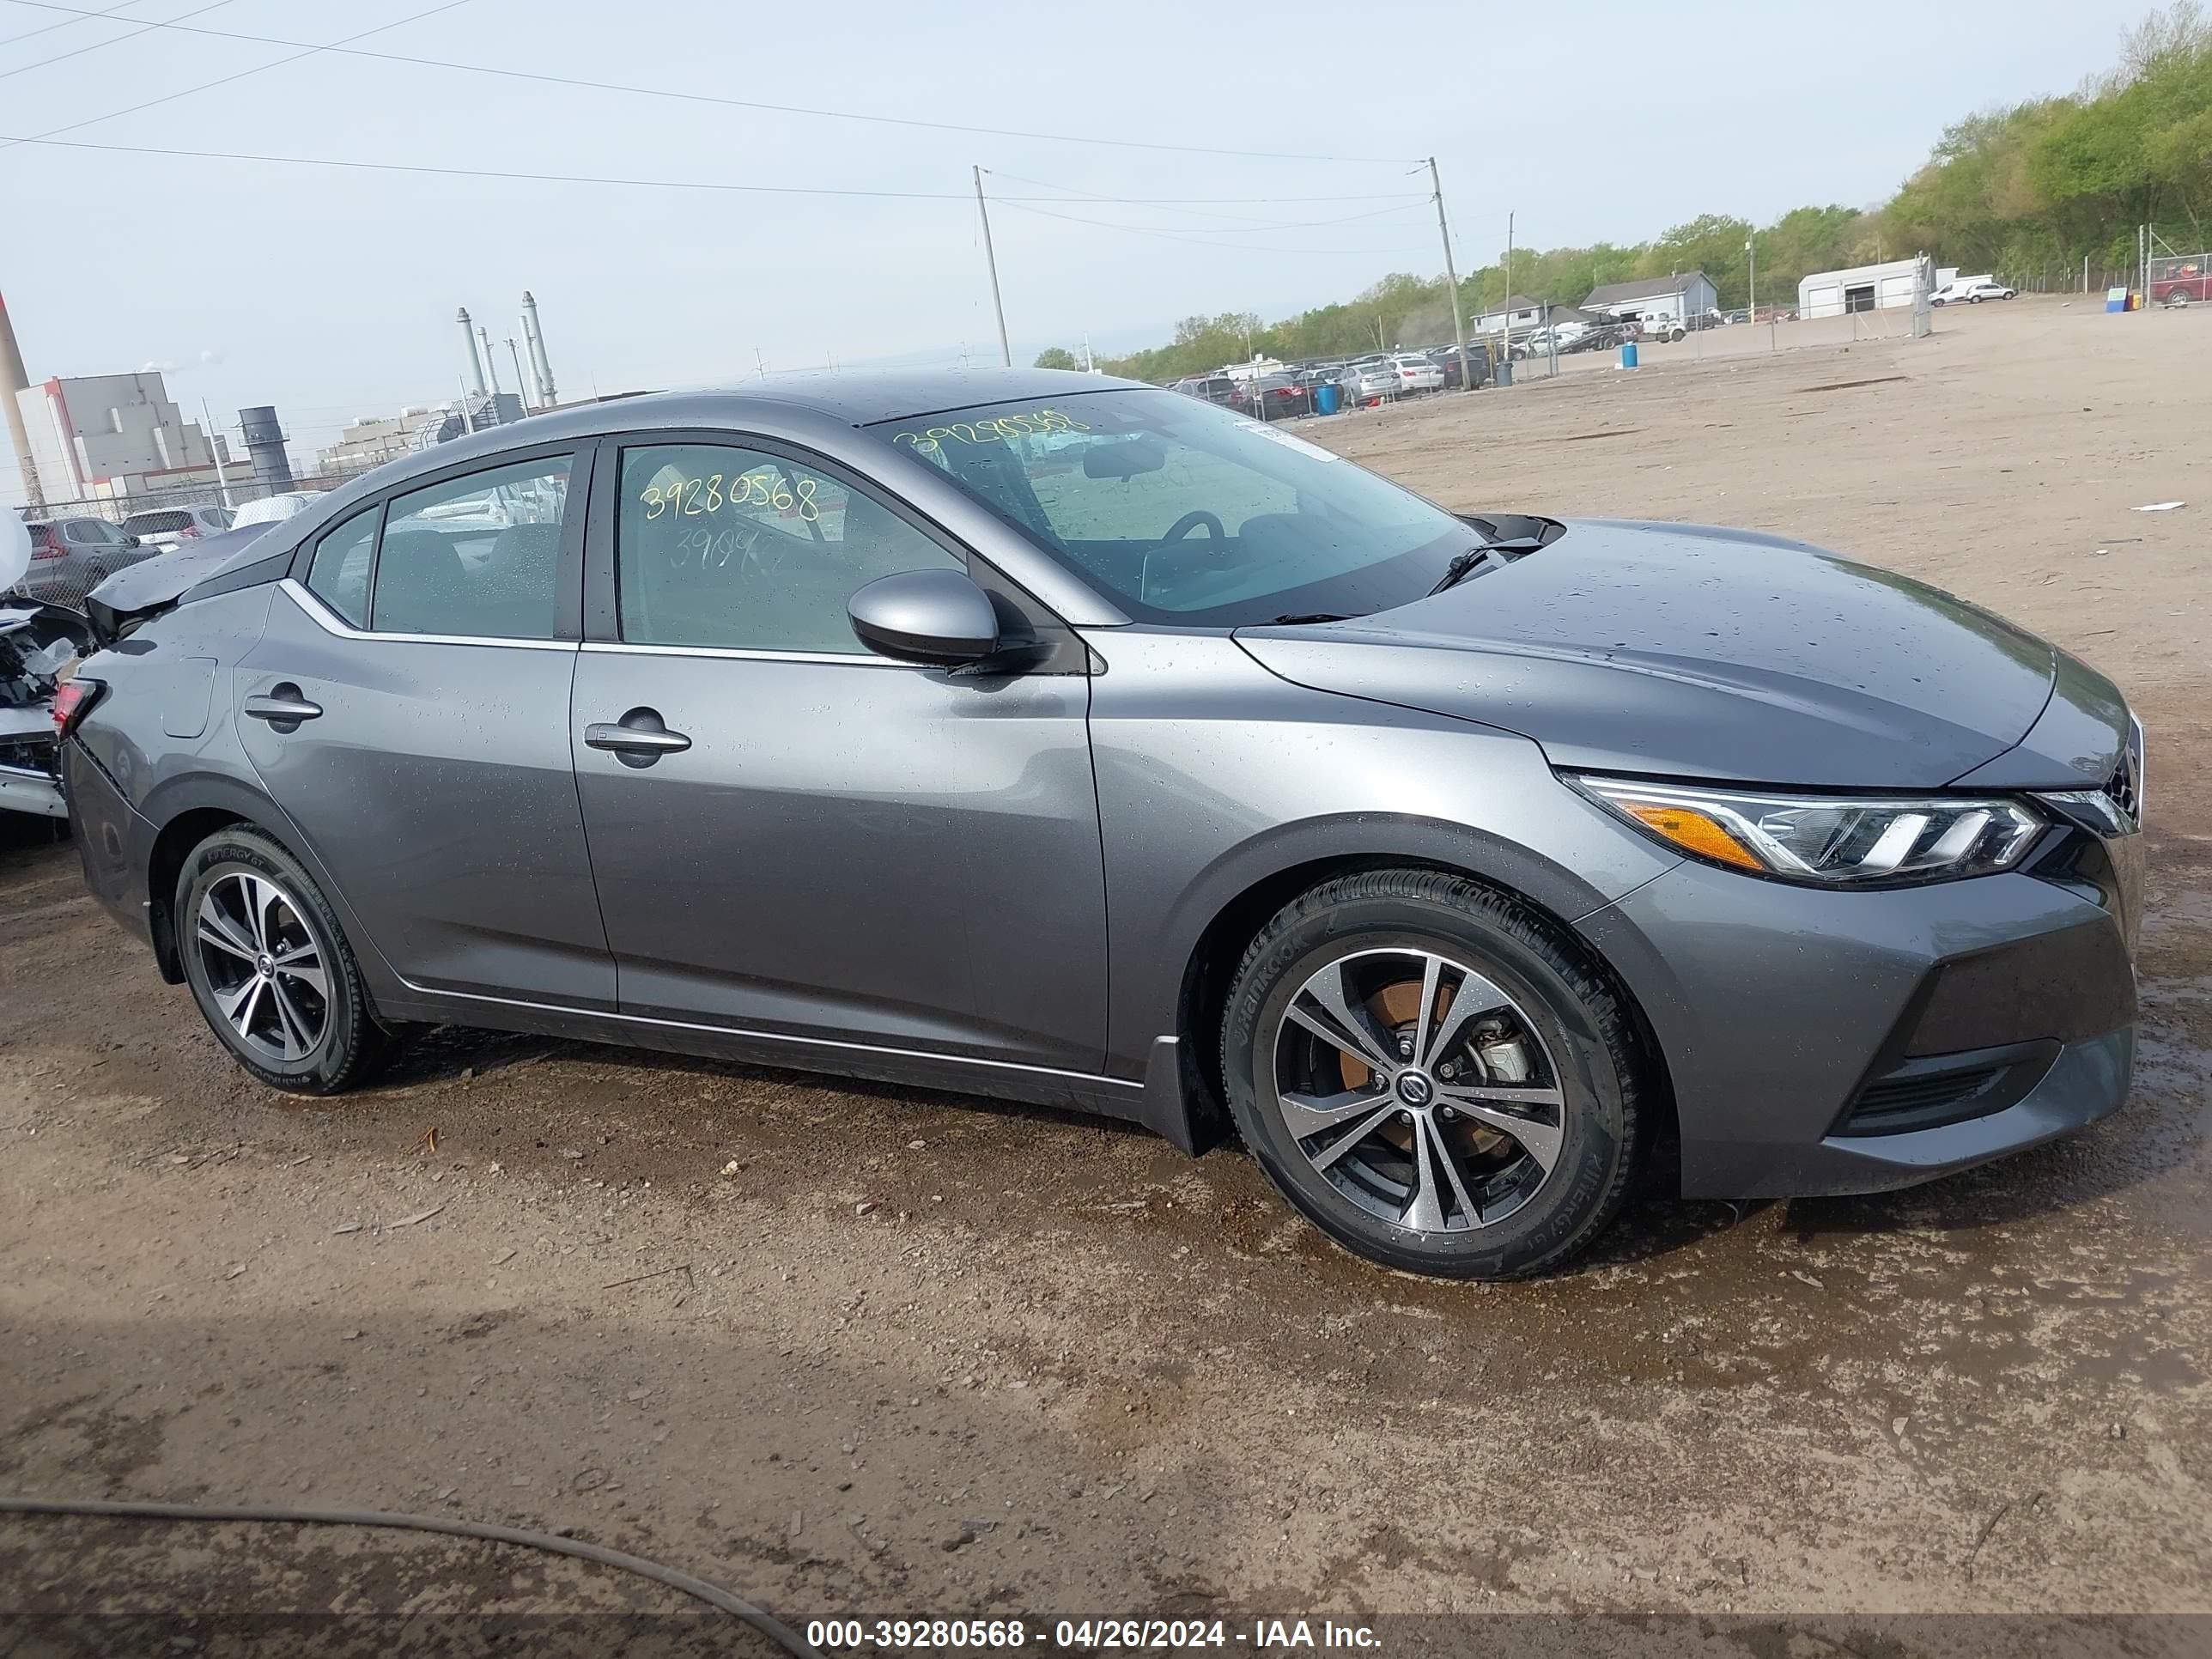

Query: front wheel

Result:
[1930,297,1946,307]
[176,825,387,1094]
[1219,870,1648,1279]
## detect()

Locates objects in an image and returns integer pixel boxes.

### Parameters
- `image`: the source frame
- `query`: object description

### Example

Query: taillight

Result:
[52,677,104,739]
[31,529,62,560]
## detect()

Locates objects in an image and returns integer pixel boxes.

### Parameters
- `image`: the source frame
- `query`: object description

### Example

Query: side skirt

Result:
[372,988,1201,1152]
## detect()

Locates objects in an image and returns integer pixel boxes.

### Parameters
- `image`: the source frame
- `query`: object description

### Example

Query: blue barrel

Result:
[1315,381,1340,416]
[1620,340,1640,368]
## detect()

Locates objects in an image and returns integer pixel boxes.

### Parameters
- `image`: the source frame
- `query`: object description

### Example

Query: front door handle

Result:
[244,686,322,728]
[585,708,691,767]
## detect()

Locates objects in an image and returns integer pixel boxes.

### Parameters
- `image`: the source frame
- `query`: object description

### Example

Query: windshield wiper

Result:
[1427,547,1493,596]
[1428,532,1551,596]
[1264,612,1353,626]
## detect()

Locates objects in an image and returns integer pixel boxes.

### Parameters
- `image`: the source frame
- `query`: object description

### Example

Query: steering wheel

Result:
[1159,509,1225,543]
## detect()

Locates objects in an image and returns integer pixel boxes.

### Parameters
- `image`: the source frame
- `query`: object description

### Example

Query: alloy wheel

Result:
[192,870,331,1065]
[1269,946,1565,1236]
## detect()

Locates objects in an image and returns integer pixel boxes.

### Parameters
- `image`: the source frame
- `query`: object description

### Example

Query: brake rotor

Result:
[1339,978,1510,1155]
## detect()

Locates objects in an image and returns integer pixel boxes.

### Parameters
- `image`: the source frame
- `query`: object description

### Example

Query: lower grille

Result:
[1835,1041,2058,1137]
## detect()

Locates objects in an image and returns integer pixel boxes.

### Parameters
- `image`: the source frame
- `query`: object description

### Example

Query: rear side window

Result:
[616,441,963,654]
[373,456,572,639]
[305,507,377,629]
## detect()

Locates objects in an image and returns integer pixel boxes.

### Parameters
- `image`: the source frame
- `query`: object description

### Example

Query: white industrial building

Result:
[1473,294,1547,334]
[13,371,225,505]
[1583,271,1720,330]
[1797,258,1927,318]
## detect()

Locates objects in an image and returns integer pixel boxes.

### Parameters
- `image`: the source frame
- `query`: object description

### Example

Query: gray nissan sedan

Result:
[63,369,2143,1279]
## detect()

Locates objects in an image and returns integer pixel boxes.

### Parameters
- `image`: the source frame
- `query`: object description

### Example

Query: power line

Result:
[0,0,1423,166]
[3,0,477,151]
[997,196,1427,237]
[0,0,237,84]
[0,0,143,49]
[0,129,1002,198]
[981,167,1426,224]
[0,129,1428,212]
[994,198,1434,258]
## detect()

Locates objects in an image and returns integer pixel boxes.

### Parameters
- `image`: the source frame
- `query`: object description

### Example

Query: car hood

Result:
[1233,520,2118,790]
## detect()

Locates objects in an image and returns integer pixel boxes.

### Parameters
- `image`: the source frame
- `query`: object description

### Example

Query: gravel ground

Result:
[3,297,2208,1648]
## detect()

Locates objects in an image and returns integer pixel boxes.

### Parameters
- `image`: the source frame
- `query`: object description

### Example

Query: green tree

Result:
[1032,347,1080,370]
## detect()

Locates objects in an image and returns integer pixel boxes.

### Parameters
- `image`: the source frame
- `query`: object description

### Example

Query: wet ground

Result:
[3,299,2208,1643]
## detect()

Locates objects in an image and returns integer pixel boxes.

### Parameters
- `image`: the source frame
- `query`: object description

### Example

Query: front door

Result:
[235,448,615,1008]
[569,434,1106,1073]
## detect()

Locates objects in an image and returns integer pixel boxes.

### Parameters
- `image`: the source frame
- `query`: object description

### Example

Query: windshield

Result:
[869,389,1480,625]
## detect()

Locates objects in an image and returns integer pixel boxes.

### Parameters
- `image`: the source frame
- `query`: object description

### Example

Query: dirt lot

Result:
[4,296,2209,1646]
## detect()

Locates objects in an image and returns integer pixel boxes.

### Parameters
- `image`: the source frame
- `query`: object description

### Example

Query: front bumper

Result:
[1577,857,2136,1199]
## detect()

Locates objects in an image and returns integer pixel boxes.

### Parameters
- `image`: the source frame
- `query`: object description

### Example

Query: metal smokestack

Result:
[480,326,501,395]
[520,290,556,408]
[457,306,487,397]
[0,289,44,508]
[238,405,294,491]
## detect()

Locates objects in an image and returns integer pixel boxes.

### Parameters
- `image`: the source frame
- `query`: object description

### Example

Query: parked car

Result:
[122,502,234,551]
[2152,258,2208,306]
[1170,374,1236,405]
[1425,343,1491,389]
[11,515,149,607]
[64,371,2145,1280]
[1389,355,1443,393]
[230,491,327,529]
[1929,276,2016,306]
[0,516,96,821]
[1336,362,1401,404]
[1232,372,1313,421]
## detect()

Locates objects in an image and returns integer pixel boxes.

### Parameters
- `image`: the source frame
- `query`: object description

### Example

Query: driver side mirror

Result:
[848,568,1000,667]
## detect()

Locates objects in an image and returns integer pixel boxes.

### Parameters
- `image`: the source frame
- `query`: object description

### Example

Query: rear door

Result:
[234,446,616,1007]
[568,431,1107,1072]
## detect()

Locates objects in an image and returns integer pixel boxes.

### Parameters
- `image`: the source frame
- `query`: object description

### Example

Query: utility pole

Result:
[974,166,1012,368]
[506,338,528,405]
[200,398,232,508]
[481,326,502,396]
[0,287,44,508]
[1746,231,1756,324]
[1429,157,1474,393]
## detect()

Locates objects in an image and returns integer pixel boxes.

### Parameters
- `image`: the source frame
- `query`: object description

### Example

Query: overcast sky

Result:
[0,0,2134,498]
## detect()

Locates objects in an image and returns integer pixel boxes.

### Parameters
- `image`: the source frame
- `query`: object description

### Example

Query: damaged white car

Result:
[3,513,94,819]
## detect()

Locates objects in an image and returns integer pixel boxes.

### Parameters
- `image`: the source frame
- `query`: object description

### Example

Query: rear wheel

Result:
[1219,870,1647,1279]
[176,826,386,1094]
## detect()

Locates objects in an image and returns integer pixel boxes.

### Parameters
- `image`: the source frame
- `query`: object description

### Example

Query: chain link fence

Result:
[8,468,373,611]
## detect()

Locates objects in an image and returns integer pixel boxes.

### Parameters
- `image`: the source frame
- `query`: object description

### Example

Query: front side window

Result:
[870,390,1481,624]
[616,442,963,653]
[305,506,377,629]
[373,455,571,639]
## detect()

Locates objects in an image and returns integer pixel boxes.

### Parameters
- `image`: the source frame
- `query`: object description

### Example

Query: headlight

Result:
[1571,775,2045,884]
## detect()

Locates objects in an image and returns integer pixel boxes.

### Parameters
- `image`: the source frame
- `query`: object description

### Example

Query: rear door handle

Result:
[584,708,691,766]
[244,687,322,726]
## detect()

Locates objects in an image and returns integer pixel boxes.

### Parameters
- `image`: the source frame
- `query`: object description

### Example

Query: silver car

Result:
[123,502,235,552]
[63,370,2142,1279]
[15,515,149,607]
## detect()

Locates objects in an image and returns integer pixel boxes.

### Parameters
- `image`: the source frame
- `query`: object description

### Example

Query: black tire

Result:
[1931,298,1945,307]
[1969,294,1983,303]
[1668,327,1685,343]
[1219,869,1647,1279]
[175,824,387,1094]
